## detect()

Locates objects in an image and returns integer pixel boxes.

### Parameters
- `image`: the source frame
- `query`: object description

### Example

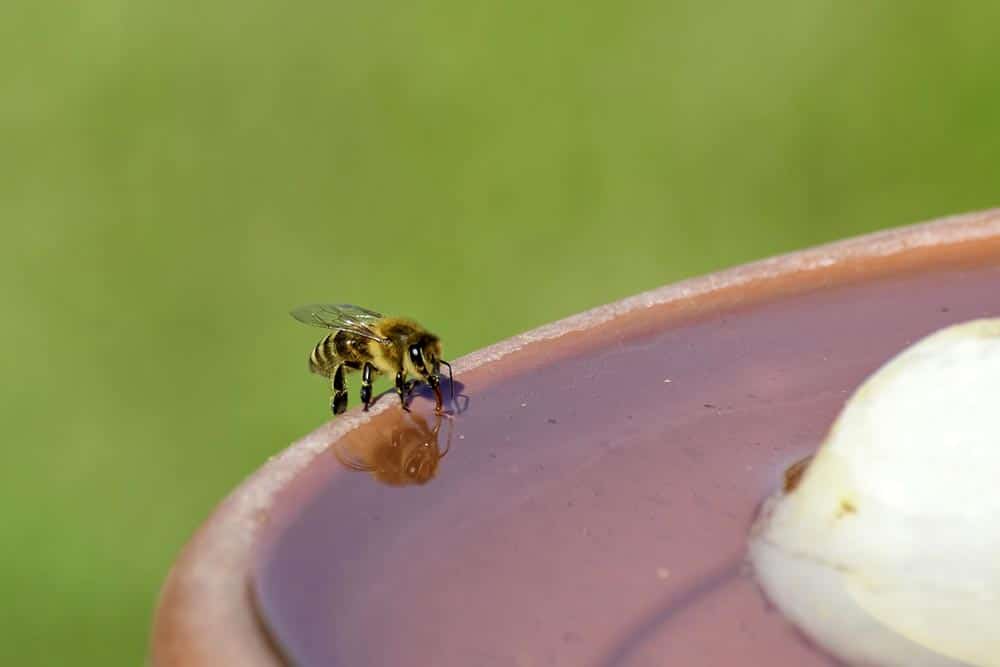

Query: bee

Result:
[290,303,454,416]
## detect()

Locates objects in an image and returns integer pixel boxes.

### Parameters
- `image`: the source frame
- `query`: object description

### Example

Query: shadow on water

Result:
[370,378,470,416]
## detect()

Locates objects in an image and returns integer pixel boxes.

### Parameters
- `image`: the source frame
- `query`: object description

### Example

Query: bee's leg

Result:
[360,362,375,411]
[395,370,411,412]
[331,364,348,415]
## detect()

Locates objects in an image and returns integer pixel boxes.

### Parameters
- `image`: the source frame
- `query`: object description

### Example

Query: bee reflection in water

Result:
[334,412,452,486]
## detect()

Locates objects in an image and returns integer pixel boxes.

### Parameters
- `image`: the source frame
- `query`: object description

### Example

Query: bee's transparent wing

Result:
[289,303,387,342]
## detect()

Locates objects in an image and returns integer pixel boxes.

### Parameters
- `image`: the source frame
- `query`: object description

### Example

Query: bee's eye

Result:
[409,345,423,365]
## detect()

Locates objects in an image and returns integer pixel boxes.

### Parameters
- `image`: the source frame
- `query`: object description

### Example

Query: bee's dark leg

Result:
[395,369,411,412]
[360,362,375,411]
[331,364,348,415]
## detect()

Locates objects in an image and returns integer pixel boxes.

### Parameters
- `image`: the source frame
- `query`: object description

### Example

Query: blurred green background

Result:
[2,1,998,664]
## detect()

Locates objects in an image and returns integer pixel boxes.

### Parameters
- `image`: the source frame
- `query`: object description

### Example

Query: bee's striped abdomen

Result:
[309,333,335,375]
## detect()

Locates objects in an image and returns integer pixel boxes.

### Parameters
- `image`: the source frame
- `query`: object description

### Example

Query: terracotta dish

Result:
[151,209,1000,666]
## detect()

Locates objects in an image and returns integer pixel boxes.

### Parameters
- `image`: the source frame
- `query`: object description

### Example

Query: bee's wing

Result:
[289,303,387,342]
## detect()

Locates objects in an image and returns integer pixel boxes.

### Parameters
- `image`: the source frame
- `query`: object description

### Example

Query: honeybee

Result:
[290,303,454,415]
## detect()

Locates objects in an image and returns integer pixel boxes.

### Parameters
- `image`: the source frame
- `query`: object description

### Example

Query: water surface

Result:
[254,262,1000,666]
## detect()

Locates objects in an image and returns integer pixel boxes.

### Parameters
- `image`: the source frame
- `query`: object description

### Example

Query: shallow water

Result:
[253,262,1000,666]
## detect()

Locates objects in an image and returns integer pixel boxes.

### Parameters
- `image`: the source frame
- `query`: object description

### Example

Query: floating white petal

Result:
[750,319,1000,667]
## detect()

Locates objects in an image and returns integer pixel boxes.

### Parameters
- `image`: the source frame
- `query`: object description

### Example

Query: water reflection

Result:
[407,378,470,416]
[334,412,453,486]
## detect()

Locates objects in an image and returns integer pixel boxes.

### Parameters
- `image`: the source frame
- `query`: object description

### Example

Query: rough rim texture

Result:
[149,208,1000,666]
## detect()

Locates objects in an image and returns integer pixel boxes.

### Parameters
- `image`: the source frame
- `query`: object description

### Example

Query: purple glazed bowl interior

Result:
[249,217,1000,666]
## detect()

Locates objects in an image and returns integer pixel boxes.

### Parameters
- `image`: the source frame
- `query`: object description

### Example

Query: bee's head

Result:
[405,334,442,381]
[405,334,453,413]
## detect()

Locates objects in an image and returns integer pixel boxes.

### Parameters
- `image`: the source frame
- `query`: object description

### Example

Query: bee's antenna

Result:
[440,360,455,405]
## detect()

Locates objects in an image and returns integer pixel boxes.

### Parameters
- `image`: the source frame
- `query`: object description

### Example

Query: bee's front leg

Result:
[395,369,411,412]
[360,362,375,411]
[331,364,348,415]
